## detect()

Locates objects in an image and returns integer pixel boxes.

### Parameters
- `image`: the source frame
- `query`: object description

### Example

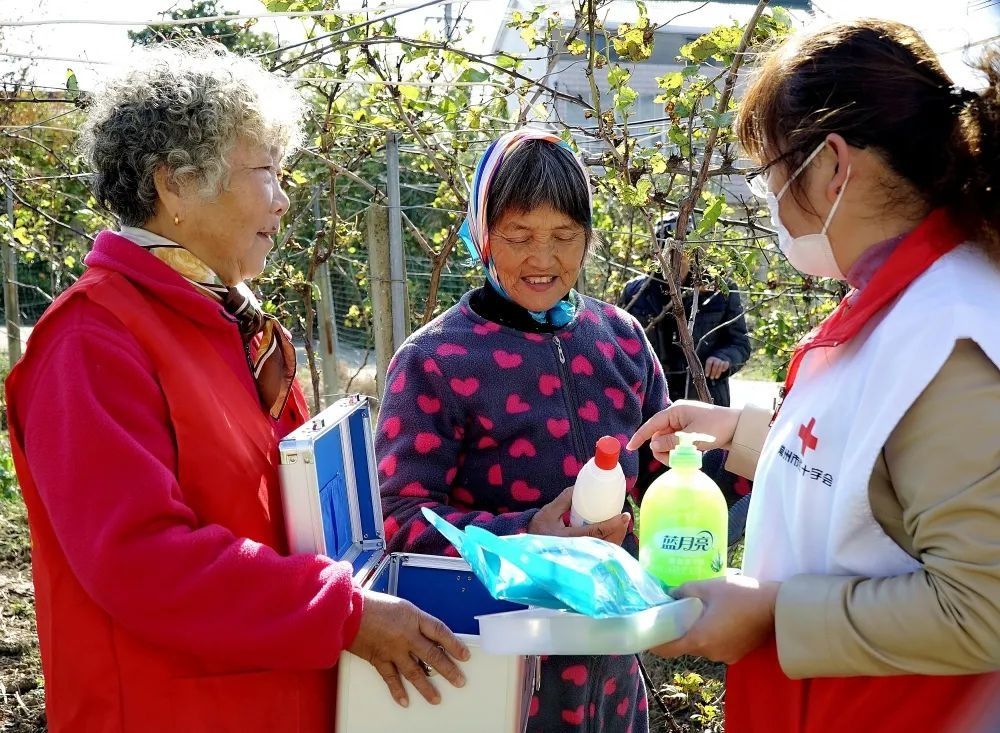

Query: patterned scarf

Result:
[119,227,296,420]
[459,128,592,328]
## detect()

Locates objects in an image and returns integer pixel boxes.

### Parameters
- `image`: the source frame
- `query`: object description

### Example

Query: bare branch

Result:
[361,45,466,201]
[660,0,772,403]
[296,36,594,110]
[1,175,94,242]
[304,148,434,257]
[421,221,461,325]
[2,132,76,173]
[518,4,586,125]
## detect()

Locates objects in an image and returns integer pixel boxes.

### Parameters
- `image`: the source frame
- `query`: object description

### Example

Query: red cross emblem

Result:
[798,418,819,455]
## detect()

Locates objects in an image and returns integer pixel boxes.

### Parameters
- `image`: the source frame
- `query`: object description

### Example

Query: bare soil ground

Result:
[0,495,45,732]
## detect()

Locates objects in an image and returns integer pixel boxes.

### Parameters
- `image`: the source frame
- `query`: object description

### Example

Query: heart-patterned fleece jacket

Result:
[376,288,670,733]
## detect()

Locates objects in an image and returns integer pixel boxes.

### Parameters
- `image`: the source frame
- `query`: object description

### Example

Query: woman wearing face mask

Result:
[628,20,1000,733]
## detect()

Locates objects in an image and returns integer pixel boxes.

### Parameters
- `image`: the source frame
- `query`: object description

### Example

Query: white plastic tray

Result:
[476,598,704,656]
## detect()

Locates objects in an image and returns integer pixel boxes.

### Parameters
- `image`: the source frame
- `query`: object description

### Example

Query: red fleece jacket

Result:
[8,233,363,683]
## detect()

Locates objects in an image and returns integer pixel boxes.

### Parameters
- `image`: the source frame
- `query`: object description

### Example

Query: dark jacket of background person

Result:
[619,274,751,408]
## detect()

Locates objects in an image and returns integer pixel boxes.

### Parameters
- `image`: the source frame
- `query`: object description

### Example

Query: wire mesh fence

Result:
[1,129,831,406]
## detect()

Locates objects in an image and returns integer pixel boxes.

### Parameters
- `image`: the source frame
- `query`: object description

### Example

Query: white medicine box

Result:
[278,396,536,733]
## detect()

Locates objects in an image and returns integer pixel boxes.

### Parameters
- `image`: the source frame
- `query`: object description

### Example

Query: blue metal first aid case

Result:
[278,395,537,733]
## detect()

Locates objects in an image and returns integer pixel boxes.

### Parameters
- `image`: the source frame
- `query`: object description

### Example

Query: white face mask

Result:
[764,140,850,280]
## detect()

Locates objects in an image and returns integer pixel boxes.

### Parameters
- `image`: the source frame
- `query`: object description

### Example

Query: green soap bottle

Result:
[639,432,728,589]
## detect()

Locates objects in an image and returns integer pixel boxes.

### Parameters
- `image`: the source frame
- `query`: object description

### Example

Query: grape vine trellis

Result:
[1,0,844,410]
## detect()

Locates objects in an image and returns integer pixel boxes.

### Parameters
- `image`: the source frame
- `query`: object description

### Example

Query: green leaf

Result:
[696,197,725,235]
[681,38,713,63]
[702,109,735,128]
[466,106,483,130]
[607,65,630,89]
[63,255,76,268]
[398,85,421,102]
[656,71,683,92]
[636,178,652,203]
[290,169,308,186]
[620,178,652,207]
[771,6,793,28]
[649,152,667,175]
[495,54,521,70]
[440,96,458,119]
[65,69,79,100]
[611,25,653,62]
[567,38,586,55]
[458,68,489,84]
[681,24,744,64]
[519,24,538,48]
[614,86,639,112]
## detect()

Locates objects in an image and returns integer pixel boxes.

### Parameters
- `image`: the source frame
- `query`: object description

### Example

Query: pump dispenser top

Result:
[668,432,713,470]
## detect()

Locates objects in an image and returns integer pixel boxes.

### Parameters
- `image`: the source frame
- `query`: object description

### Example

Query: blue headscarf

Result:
[459,128,592,328]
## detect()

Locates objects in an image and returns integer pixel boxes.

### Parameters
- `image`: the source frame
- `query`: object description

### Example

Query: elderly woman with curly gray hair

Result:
[4,43,468,733]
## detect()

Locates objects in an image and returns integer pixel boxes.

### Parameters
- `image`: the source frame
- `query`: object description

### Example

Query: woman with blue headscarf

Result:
[375,128,671,731]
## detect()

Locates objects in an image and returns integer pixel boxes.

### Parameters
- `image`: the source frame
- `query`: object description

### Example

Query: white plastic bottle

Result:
[570,436,627,527]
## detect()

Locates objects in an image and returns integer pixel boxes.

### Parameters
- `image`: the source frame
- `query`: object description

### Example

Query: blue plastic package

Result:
[421,508,672,618]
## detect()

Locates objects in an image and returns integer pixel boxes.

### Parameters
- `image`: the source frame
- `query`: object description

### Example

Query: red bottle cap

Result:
[594,436,621,470]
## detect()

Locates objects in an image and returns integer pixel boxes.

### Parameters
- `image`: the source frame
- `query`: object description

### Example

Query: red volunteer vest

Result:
[6,266,334,733]
[727,210,990,732]
[727,641,984,733]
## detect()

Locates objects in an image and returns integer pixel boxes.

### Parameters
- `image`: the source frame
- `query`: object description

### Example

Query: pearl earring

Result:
[173,214,181,226]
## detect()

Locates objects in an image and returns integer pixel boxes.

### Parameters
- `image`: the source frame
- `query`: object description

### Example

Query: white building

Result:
[494,2,809,124]
[491,1,811,202]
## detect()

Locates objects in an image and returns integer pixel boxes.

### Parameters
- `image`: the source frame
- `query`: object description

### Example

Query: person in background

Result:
[376,128,671,733]
[620,214,753,519]
[630,20,1000,733]
[4,42,467,733]
[619,212,751,408]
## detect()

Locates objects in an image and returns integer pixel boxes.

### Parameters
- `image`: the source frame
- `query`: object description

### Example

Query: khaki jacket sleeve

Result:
[775,339,1000,678]
[724,404,773,479]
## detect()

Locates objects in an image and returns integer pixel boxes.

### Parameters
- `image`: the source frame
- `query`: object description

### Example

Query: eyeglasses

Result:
[744,150,794,199]
[746,140,841,201]
[745,164,772,199]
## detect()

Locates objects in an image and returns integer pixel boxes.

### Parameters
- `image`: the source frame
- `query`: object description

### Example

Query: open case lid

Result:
[278,394,385,579]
